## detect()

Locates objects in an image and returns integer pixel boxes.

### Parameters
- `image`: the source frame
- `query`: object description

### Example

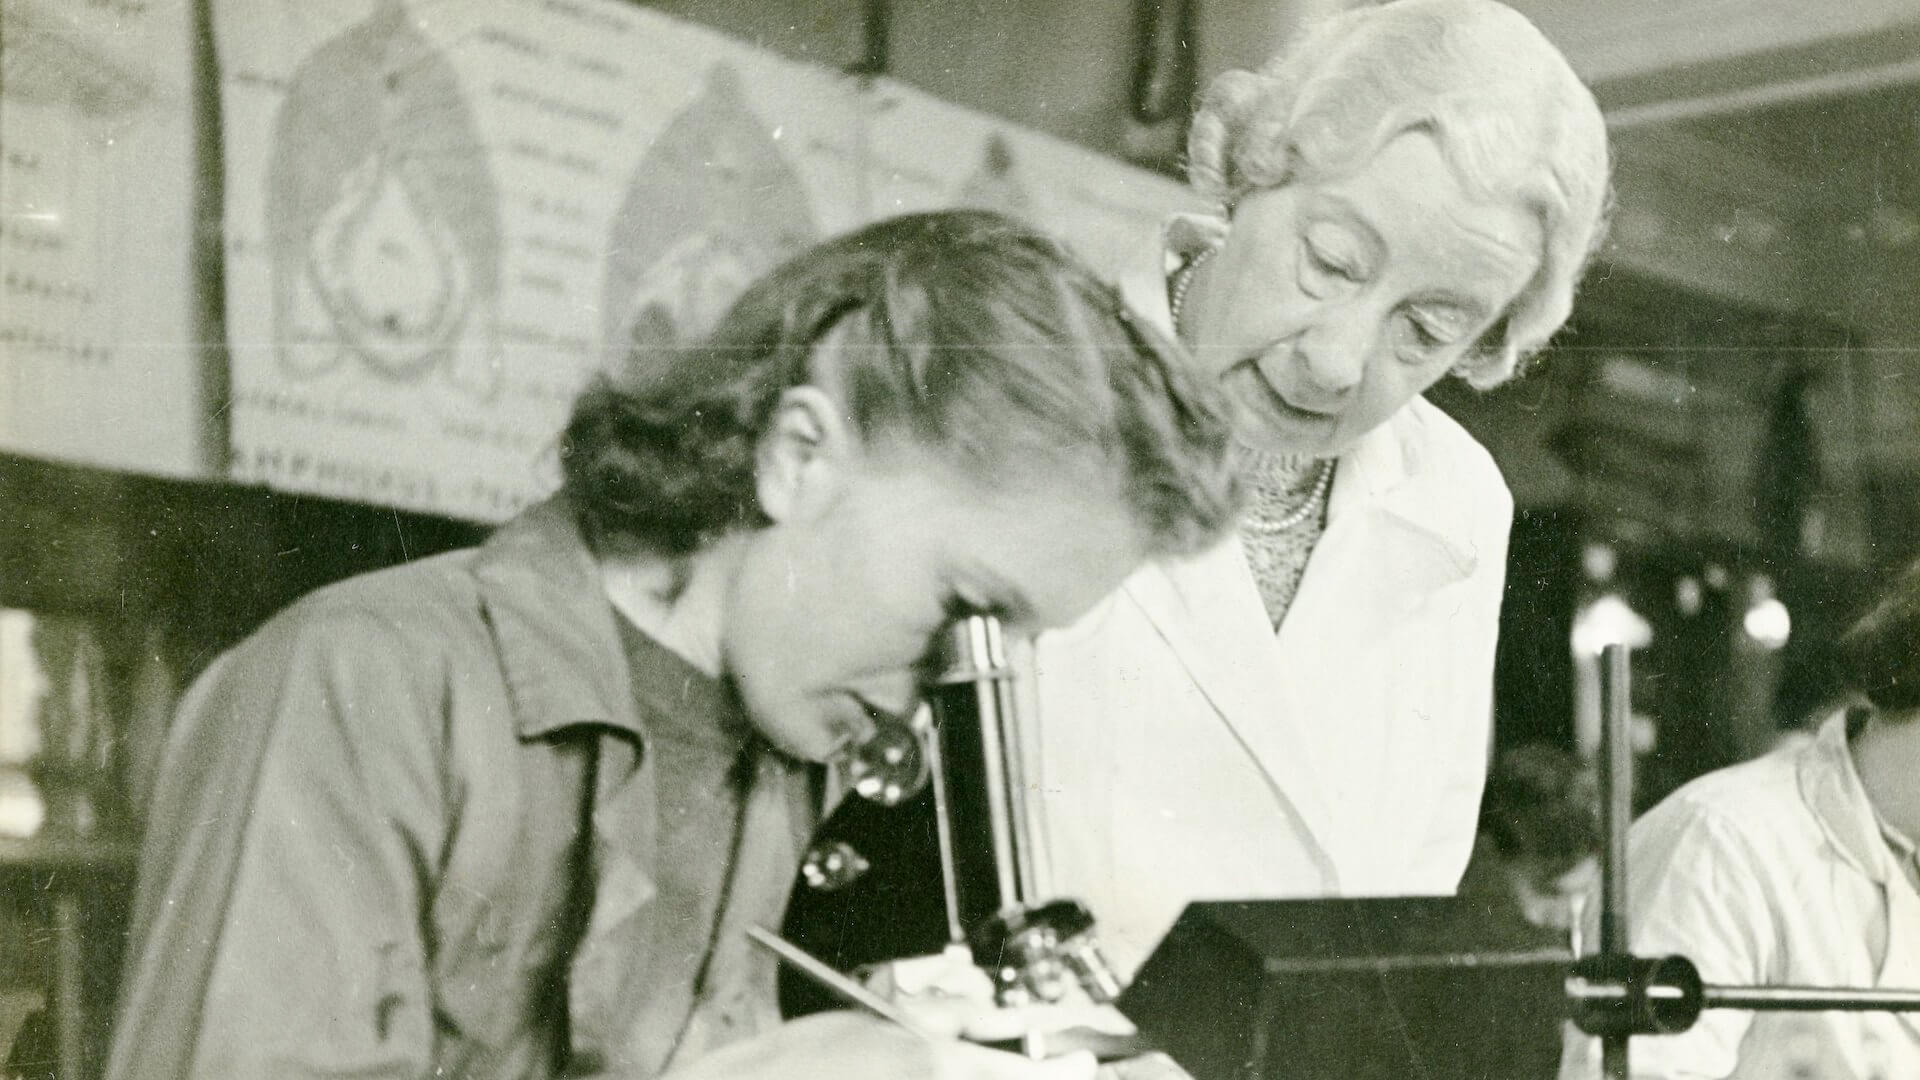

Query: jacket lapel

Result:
[471,501,673,1068]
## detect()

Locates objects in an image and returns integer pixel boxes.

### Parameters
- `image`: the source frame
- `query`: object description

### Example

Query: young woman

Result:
[107,210,1240,1080]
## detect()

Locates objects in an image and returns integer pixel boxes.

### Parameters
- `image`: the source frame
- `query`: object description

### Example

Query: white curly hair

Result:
[1185,0,1612,388]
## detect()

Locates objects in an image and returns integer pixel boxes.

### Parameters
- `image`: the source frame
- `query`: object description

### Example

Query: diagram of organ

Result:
[267,1,502,399]
[600,63,816,369]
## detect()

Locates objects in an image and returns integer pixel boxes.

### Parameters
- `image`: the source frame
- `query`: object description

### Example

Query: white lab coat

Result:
[1024,393,1513,977]
[1559,710,1920,1080]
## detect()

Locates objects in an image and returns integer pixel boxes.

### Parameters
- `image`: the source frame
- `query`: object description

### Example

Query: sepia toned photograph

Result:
[2,1,1917,1077]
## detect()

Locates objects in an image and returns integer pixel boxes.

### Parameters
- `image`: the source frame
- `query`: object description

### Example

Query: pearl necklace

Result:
[1167,246,1213,332]
[1169,246,1333,535]
[1242,456,1334,534]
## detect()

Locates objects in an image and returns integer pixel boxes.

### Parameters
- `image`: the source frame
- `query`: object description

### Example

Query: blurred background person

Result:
[1559,559,1920,1080]
[1459,742,1602,935]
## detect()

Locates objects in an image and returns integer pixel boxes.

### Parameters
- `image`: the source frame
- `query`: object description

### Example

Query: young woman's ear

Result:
[756,386,854,523]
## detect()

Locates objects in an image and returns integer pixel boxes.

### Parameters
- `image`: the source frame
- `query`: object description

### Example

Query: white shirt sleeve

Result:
[1559,802,1778,1079]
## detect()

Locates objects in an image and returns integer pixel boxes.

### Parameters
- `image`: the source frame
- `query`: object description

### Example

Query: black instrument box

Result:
[1118,897,1571,1080]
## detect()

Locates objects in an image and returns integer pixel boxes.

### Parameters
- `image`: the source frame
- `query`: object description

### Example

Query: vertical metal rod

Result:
[853,0,891,76]
[924,729,966,946]
[1598,643,1634,1080]
[995,669,1041,905]
[1598,644,1632,956]
[961,619,1024,911]
[845,0,887,231]
[850,81,874,227]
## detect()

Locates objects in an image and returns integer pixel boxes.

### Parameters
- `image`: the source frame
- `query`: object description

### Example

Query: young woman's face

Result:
[721,437,1145,764]
[1180,132,1542,457]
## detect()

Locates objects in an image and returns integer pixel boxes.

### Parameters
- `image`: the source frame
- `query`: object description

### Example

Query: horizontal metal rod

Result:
[1706,985,1920,1012]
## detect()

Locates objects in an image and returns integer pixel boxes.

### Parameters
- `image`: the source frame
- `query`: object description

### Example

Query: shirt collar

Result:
[1798,707,1904,885]
[471,497,648,743]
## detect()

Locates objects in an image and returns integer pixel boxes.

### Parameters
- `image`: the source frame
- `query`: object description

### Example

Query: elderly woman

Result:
[1027,0,1612,976]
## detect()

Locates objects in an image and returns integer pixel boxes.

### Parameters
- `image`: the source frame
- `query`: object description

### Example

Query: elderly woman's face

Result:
[1181,132,1541,457]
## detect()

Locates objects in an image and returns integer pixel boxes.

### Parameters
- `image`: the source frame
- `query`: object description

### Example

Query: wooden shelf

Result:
[0,834,139,876]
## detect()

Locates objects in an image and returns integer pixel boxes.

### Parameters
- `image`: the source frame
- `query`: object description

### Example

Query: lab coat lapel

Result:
[1120,405,1483,882]
[1122,532,1343,868]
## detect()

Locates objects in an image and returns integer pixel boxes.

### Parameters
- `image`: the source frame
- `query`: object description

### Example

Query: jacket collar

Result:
[471,498,647,743]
